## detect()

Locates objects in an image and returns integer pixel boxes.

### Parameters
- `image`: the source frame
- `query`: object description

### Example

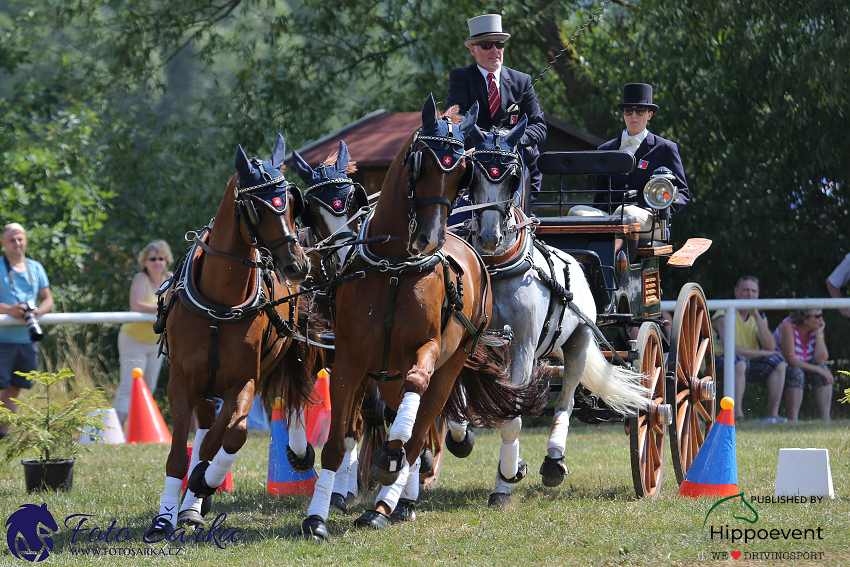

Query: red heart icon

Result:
[731,551,742,560]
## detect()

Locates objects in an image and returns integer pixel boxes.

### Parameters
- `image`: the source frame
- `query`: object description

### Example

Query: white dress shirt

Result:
[619,128,649,154]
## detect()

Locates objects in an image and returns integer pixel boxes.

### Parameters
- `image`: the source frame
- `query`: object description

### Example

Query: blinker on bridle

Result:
[469,135,522,220]
[234,157,299,251]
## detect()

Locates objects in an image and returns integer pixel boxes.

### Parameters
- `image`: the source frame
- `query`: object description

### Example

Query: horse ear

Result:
[270,133,286,169]
[291,150,315,185]
[467,122,486,147]
[421,93,437,129]
[459,101,480,136]
[335,140,350,173]
[504,114,528,148]
[235,145,252,180]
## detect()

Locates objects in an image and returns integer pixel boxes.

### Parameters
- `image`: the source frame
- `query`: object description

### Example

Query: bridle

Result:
[401,120,468,246]
[233,158,302,252]
[468,134,523,223]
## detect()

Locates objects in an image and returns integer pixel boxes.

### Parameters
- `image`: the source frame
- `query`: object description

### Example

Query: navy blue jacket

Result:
[594,132,689,213]
[447,64,546,147]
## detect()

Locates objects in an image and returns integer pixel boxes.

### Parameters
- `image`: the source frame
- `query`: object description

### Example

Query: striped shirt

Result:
[773,316,815,362]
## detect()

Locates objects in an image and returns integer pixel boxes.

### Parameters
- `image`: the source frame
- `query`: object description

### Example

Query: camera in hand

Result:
[20,301,43,342]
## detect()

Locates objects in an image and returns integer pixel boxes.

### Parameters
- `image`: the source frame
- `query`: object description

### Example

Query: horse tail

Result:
[579,339,651,417]
[443,344,549,428]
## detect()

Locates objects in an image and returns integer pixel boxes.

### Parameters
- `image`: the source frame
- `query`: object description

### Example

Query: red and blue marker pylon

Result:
[267,402,317,496]
[678,396,738,498]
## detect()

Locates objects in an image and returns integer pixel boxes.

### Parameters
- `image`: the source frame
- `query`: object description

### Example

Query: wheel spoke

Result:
[695,399,712,423]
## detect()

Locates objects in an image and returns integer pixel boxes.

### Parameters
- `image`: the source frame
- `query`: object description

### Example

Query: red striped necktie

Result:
[487,73,500,120]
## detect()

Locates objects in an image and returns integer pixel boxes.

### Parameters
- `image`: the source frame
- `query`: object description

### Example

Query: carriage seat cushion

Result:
[536,214,638,227]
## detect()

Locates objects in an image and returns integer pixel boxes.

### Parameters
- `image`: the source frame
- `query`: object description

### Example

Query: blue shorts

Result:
[0,342,38,390]
[716,353,784,382]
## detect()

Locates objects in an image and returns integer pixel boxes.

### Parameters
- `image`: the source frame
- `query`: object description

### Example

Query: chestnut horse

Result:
[150,135,320,535]
[297,95,547,541]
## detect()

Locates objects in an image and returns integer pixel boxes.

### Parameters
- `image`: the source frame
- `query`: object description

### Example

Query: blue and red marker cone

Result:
[678,397,738,498]
[267,402,317,496]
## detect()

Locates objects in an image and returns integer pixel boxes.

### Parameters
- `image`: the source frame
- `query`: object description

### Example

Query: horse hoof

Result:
[445,427,475,458]
[329,492,347,515]
[298,518,329,541]
[354,509,391,530]
[370,442,406,486]
[488,492,511,508]
[497,458,528,484]
[177,509,205,527]
[539,455,569,487]
[144,517,172,540]
[390,500,416,523]
[346,492,357,506]
[187,461,216,497]
[419,448,434,476]
[286,443,315,473]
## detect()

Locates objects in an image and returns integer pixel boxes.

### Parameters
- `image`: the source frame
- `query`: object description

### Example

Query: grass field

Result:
[0,419,847,566]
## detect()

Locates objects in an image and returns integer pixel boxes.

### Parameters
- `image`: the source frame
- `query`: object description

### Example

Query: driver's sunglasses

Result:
[476,41,505,50]
[622,107,649,116]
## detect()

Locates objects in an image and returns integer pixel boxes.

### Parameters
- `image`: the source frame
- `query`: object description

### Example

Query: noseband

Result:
[234,158,300,251]
[402,123,467,242]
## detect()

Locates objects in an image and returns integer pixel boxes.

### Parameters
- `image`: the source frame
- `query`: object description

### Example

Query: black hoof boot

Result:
[390,500,417,523]
[419,448,434,477]
[488,492,511,508]
[286,443,316,473]
[329,492,347,515]
[298,518,329,542]
[497,458,528,484]
[177,509,204,527]
[187,461,217,497]
[370,442,406,486]
[354,509,391,530]
[539,455,569,487]
[445,427,475,458]
[145,516,173,540]
[201,494,212,517]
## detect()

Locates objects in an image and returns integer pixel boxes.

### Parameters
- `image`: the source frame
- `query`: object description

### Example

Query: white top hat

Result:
[465,14,511,47]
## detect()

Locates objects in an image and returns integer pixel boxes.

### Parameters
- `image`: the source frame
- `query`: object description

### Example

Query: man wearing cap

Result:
[593,83,688,217]
[447,14,547,199]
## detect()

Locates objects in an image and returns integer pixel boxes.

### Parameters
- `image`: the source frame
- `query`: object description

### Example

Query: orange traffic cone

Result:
[678,397,738,498]
[267,400,317,496]
[305,369,332,446]
[125,368,172,444]
[181,446,233,493]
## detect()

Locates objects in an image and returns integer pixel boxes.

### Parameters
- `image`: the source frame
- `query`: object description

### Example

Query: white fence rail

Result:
[659,298,850,399]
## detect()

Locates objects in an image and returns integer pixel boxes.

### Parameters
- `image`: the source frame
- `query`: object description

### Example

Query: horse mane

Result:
[440,105,463,125]
[322,150,358,175]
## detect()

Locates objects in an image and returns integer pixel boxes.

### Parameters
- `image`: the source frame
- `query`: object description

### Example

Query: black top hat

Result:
[616,83,658,112]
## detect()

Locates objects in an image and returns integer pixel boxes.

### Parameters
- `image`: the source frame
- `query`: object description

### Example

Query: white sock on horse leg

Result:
[374,460,410,512]
[306,469,336,520]
[288,410,308,457]
[499,439,520,480]
[158,476,183,528]
[179,428,208,514]
[399,457,421,501]
[332,446,352,496]
[547,410,569,458]
[204,447,237,489]
[447,420,468,442]
[388,392,420,443]
[348,445,359,497]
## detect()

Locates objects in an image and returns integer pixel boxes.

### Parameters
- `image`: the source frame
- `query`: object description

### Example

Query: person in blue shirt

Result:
[0,223,53,438]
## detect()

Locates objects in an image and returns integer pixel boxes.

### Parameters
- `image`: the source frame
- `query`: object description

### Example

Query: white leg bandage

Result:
[375,460,410,512]
[547,410,570,457]
[447,420,468,443]
[499,439,520,480]
[306,469,336,520]
[204,447,237,489]
[399,457,421,501]
[348,445,359,498]
[288,409,308,457]
[388,392,420,443]
[180,429,208,514]
[158,476,184,528]
[332,444,352,496]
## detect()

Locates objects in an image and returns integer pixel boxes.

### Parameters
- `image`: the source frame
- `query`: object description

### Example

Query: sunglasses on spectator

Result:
[811,313,823,318]
[476,41,505,50]
[147,257,166,262]
[622,107,650,116]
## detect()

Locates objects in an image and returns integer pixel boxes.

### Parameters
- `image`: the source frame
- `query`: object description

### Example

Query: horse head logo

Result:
[5,504,59,562]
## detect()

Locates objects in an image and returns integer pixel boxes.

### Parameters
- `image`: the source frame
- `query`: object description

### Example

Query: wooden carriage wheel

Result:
[629,322,670,498]
[667,283,716,485]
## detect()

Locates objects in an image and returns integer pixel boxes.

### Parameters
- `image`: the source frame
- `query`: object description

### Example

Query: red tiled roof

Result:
[293,112,421,168]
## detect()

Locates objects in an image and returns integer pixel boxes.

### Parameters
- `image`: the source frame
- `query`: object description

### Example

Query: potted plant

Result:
[0,368,109,492]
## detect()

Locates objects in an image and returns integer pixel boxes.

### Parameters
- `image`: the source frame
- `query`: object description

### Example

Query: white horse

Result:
[455,119,651,506]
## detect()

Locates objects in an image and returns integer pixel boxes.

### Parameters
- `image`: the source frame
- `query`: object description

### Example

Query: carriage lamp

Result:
[643,167,678,210]
[616,250,628,275]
